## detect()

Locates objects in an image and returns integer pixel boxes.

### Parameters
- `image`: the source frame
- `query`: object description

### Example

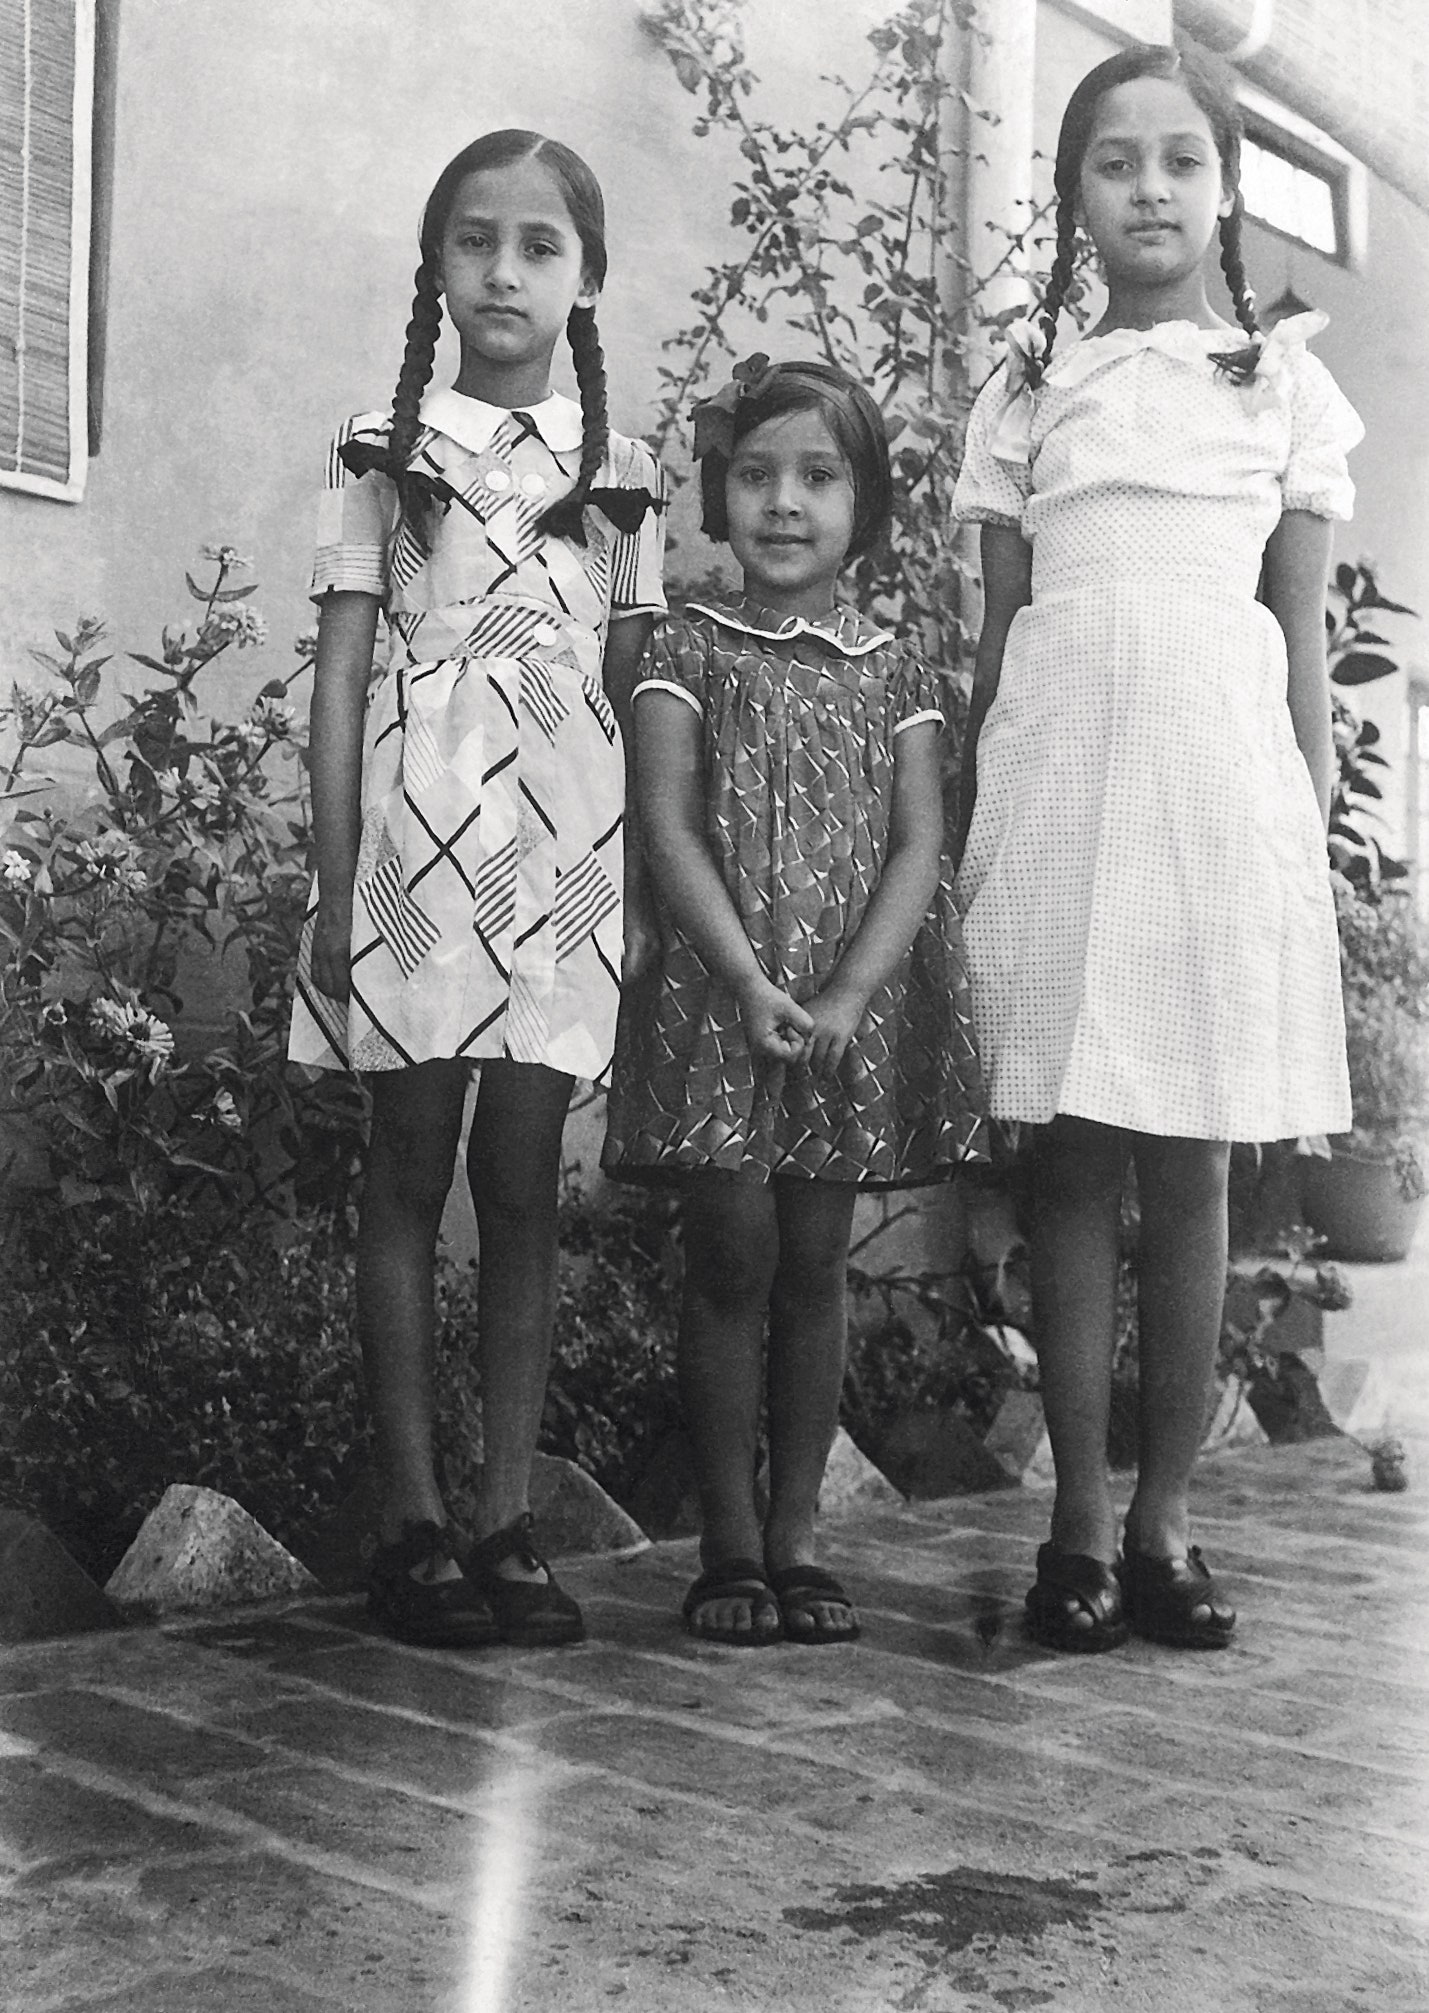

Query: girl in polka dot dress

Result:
[290,132,666,1648]
[954,46,1360,1652]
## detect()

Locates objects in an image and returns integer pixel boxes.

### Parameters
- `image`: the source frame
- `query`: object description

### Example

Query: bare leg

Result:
[679,1178,781,1639]
[464,1060,574,1568]
[1125,1133,1234,1631]
[1030,1116,1129,1570]
[764,1179,858,1638]
[358,1061,470,1543]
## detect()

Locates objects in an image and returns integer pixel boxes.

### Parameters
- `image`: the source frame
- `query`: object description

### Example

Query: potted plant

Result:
[1301,878,1429,1260]
[1292,562,1429,1260]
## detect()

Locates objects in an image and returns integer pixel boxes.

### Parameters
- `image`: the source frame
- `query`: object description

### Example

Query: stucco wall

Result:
[0,0,889,687]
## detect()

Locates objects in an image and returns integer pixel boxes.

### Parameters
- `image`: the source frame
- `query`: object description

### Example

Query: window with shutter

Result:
[0,0,94,502]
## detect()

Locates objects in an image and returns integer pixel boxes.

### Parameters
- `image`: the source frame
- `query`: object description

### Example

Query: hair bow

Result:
[337,438,457,519]
[584,487,669,534]
[691,352,778,461]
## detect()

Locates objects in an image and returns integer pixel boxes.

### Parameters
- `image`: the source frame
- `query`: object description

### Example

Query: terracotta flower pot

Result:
[1299,1152,1425,1263]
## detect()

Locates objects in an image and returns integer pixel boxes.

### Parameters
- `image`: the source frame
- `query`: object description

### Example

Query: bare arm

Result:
[636,690,811,1061]
[308,591,381,1001]
[603,613,657,976]
[804,721,945,1077]
[1263,510,1336,826]
[953,523,1032,868]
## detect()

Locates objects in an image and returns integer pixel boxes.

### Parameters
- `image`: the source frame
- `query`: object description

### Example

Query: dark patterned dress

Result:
[288,387,666,1081]
[602,597,985,1187]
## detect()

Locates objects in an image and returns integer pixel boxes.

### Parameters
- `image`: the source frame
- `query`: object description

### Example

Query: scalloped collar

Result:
[419,386,585,457]
[685,596,895,657]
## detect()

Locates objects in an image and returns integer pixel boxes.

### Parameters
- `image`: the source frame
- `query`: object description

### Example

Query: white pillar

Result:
[962,0,1039,380]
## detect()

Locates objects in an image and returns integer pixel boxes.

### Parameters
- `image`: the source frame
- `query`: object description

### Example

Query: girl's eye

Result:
[526,241,559,259]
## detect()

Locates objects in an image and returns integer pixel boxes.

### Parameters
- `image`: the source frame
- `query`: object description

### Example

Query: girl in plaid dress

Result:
[292,132,666,1647]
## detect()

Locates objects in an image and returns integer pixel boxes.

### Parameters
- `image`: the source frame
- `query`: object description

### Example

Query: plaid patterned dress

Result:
[602,599,986,1187]
[288,387,666,1080]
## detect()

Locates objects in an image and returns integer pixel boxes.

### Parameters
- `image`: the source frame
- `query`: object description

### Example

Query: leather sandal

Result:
[463,1512,585,1647]
[366,1520,501,1649]
[682,1558,781,1646]
[768,1564,861,1646]
[1122,1544,1236,1649]
[1025,1543,1129,1654]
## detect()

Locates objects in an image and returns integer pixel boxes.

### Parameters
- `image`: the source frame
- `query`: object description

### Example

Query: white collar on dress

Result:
[686,597,895,657]
[419,386,585,457]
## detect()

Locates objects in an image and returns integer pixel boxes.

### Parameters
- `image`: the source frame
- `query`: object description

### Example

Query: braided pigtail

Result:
[1219,201,1260,340]
[1028,192,1079,388]
[538,304,609,544]
[386,261,444,552]
[1209,199,1265,385]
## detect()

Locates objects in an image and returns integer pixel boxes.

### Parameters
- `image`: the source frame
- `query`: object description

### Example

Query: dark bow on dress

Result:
[336,437,458,518]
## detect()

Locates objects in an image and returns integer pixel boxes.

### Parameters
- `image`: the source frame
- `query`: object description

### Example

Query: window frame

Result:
[1237,84,1367,273]
[0,0,96,504]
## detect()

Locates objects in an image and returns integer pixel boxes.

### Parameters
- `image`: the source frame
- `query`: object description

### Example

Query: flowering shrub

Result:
[0,549,366,1261]
[1333,875,1429,1196]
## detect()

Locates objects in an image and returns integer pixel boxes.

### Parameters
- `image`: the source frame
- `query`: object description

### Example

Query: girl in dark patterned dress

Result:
[603,359,983,1645]
[291,133,666,1647]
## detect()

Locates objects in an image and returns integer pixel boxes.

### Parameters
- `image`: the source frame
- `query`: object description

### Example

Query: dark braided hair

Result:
[540,302,609,542]
[1027,42,1257,389]
[379,130,610,552]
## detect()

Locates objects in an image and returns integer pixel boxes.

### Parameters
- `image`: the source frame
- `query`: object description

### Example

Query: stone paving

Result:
[3,1428,1428,2012]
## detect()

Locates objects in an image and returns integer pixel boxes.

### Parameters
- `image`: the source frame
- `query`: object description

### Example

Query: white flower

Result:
[76,829,147,890]
[41,1000,67,1027]
[211,1088,243,1132]
[202,606,268,650]
[129,1013,175,1077]
[200,543,253,570]
[1,848,32,885]
[293,628,319,658]
[250,696,295,740]
[1001,314,1050,393]
[90,995,139,1040]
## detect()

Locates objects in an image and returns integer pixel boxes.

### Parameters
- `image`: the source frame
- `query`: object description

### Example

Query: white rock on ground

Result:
[528,1452,650,1558]
[0,1510,122,1644]
[1202,1376,1271,1453]
[1316,1357,1393,1440]
[817,1426,905,1514]
[105,1485,320,1615]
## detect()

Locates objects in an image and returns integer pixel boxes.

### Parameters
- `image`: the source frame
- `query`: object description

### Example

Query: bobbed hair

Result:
[699,362,893,562]
[1028,43,1258,386]
[382,129,611,547]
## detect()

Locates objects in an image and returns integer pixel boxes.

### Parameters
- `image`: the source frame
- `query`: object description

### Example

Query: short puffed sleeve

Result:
[1281,351,1363,520]
[952,363,1032,528]
[311,413,399,602]
[606,436,670,619]
[890,645,945,738]
[632,616,708,720]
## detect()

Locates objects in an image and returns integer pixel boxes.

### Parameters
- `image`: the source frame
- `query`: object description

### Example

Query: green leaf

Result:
[184,572,212,602]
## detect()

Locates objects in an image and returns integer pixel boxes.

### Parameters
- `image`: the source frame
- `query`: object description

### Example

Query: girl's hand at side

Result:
[736,973,814,1063]
[622,879,662,982]
[802,985,868,1079]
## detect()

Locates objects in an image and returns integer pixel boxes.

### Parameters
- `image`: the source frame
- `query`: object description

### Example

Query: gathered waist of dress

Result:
[1030,556,1263,600]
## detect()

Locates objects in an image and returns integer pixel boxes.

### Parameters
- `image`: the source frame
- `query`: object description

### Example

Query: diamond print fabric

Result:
[290,387,667,1080]
[602,599,986,1188]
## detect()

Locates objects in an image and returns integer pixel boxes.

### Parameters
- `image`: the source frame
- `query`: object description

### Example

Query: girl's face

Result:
[1077,78,1234,294]
[725,408,857,617]
[439,158,598,386]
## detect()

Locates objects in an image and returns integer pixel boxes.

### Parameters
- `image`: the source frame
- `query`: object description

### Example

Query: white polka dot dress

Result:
[953,316,1361,1141]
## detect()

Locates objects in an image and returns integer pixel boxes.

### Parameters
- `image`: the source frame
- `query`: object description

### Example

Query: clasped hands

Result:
[735,971,866,1079]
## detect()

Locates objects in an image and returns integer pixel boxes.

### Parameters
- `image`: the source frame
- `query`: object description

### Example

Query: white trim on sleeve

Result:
[893,708,944,735]
[633,679,703,715]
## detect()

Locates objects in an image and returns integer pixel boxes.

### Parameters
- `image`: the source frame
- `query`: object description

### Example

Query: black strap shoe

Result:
[464,1511,585,1646]
[366,1520,502,1648]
